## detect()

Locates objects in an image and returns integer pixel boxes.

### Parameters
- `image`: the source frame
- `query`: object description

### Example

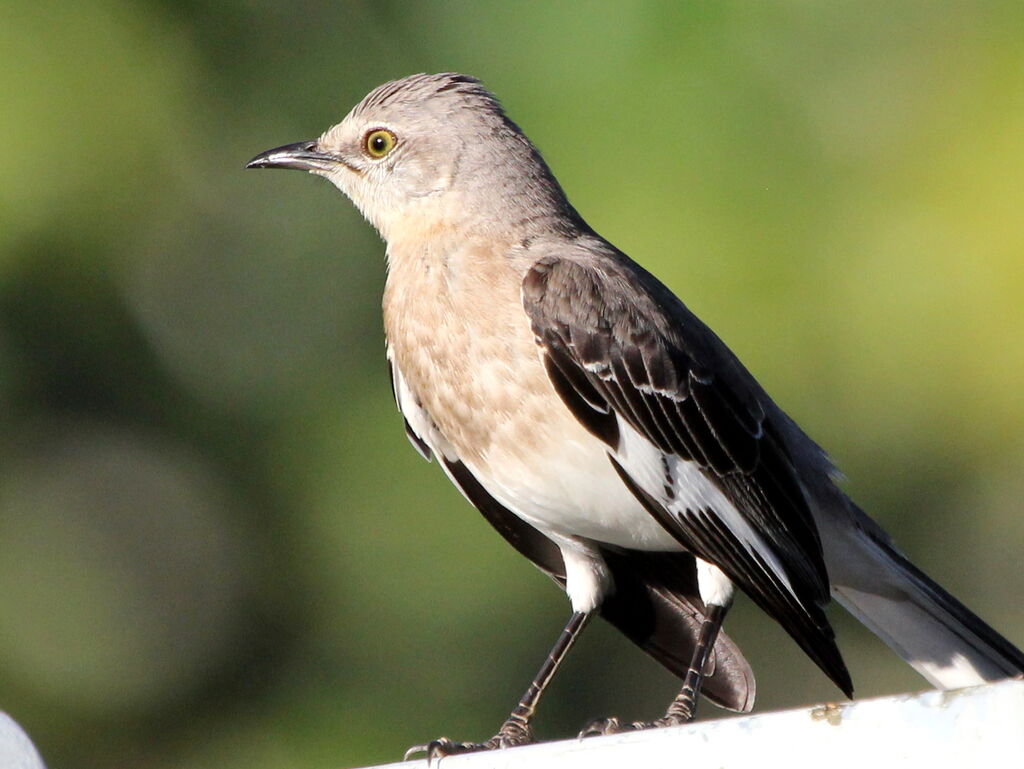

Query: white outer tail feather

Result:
[835,586,993,688]
[821,502,1024,689]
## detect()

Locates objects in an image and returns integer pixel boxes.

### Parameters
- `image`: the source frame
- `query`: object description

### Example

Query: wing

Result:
[387,355,756,711]
[522,252,852,696]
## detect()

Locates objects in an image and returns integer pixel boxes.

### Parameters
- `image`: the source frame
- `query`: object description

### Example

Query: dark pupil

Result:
[371,134,387,153]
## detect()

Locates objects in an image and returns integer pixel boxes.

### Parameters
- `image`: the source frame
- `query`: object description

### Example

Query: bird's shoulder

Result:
[521,243,765,416]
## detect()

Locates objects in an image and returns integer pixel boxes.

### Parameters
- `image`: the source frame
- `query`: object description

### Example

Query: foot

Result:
[405,719,534,762]
[578,714,691,738]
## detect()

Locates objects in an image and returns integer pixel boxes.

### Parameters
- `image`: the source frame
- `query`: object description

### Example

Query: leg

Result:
[659,602,727,723]
[581,602,728,736]
[406,611,592,761]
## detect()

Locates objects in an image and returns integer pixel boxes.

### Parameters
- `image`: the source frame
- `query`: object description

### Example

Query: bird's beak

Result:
[245,140,342,173]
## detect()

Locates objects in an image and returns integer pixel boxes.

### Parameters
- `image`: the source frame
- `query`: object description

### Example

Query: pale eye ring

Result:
[364,129,397,159]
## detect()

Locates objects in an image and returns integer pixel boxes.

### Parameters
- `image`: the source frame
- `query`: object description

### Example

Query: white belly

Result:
[466,410,683,553]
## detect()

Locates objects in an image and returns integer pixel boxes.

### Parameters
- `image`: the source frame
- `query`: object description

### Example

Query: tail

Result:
[823,501,1024,688]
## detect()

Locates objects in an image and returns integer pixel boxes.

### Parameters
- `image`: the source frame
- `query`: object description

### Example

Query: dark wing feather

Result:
[523,253,851,696]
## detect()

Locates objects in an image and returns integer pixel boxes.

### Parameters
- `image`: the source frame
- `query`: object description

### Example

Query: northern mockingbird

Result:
[247,73,1024,757]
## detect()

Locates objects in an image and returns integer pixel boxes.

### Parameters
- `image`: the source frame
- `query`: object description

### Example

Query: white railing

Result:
[3,679,1022,768]
[0,712,46,769]
[369,679,1024,769]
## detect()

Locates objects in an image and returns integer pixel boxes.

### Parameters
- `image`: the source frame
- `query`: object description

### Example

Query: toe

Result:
[405,736,501,763]
[403,737,463,762]
[578,717,622,738]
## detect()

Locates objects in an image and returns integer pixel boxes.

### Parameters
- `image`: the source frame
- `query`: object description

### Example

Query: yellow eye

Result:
[364,129,397,158]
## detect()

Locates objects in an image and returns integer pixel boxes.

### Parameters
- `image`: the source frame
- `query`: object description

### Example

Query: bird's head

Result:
[247,73,576,242]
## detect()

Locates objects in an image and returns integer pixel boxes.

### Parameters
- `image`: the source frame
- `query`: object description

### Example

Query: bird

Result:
[247,73,1024,757]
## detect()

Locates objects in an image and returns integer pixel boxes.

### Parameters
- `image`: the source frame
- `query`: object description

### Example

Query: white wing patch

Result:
[613,417,797,602]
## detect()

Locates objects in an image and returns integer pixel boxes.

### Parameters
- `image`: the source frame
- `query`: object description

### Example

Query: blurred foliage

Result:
[1,2,1023,767]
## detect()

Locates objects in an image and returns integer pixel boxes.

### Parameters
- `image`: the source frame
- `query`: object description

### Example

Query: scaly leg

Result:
[406,611,592,761]
[580,603,727,736]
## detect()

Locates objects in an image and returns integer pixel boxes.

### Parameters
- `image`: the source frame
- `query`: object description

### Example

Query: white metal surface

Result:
[369,679,1024,769]
[0,712,46,769]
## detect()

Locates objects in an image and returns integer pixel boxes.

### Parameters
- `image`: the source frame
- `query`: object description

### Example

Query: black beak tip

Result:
[245,140,324,171]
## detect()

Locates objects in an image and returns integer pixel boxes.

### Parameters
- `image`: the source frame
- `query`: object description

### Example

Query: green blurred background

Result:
[1,2,1022,767]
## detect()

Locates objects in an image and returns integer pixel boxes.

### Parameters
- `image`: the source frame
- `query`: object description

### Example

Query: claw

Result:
[404,738,462,765]
[403,737,480,764]
[403,742,431,761]
[405,721,534,763]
